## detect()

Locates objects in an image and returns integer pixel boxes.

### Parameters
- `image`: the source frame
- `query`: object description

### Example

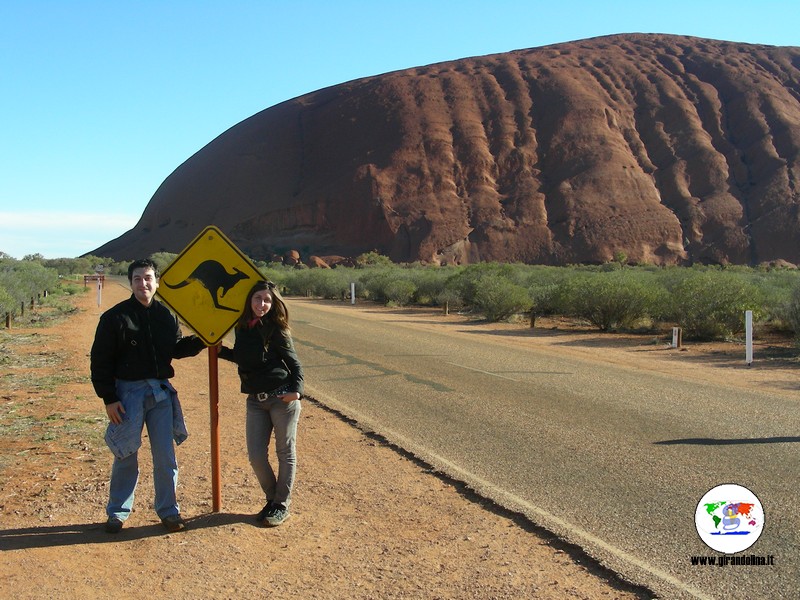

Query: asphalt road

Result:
[289,298,799,600]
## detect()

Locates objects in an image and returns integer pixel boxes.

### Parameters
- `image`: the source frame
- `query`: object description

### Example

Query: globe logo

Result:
[695,483,765,553]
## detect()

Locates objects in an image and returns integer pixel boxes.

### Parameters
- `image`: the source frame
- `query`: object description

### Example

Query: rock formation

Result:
[92,34,800,267]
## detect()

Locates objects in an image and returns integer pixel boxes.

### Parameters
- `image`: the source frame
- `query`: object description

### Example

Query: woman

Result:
[219,280,304,526]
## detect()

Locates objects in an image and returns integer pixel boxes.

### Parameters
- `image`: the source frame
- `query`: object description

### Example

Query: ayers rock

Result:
[93,34,800,266]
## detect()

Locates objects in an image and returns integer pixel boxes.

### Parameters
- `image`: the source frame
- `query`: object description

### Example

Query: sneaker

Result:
[263,503,290,527]
[161,514,187,533]
[105,517,124,534]
[256,501,273,522]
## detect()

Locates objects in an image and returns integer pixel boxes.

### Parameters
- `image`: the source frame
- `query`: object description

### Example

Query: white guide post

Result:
[745,310,753,365]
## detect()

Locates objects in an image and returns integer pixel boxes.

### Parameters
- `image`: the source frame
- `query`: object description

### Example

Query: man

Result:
[91,258,205,533]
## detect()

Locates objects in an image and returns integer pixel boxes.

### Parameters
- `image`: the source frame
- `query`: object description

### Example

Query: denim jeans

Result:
[106,379,182,521]
[246,395,301,507]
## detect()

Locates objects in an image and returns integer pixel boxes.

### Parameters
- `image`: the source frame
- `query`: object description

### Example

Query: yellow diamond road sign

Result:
[157,226,264,345]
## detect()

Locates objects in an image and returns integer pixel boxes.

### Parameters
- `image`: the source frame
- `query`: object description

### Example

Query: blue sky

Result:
[1,1,796,259]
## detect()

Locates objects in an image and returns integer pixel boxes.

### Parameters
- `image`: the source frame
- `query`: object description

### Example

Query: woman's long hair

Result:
[237,281,290,332]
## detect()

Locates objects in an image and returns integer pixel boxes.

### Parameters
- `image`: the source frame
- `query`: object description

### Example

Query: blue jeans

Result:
[105,380,182,521]
[246,395,301,507]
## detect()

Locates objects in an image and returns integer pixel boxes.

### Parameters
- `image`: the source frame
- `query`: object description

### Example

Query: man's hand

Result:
[106,401,125,425]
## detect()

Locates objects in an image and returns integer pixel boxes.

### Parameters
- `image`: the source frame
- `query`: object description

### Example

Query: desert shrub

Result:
[57,283,84,296]
[471,273,532,322]
[149,252,178,274]
[436,287,465,312]
[384,278,417,306]
[0,285,14,316]
[309,269,353,299]
[445,263,526,307]
[527,283,561,327]
[662,271,764,340]
[355,251,393,268]
[745,268,800,326]
[257,264,295,291]
[406,268,452,305]
[214,259,797,340]
[0,259,59,305]
[523,267,574,322]
[559,270,660,331]
[283,268,353,299]
[774,284,800,343]
[358,267,401,303]
[281,268,313,296]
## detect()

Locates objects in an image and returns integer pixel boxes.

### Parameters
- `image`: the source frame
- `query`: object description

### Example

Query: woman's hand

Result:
[278,392,301,404]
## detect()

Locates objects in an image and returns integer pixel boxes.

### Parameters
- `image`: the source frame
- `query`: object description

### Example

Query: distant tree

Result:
[150,252,178,275]
[0,285,14,316]
[612,250,628,266]
[355,251,392,268]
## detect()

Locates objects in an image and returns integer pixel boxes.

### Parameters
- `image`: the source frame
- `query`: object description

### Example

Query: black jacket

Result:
[90,295,205,405]
[219,322,304,396]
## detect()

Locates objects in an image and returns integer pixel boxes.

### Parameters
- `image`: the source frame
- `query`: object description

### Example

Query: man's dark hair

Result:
[127,258,160,282]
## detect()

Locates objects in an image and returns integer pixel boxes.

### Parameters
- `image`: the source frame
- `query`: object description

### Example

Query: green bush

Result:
[747,268,800,326]
[0,259,59,306]
[445,263,526,307]
[406,268,452,305]
[559,270,660,331]
[663,271,764,340]
[40,254,122,276]
[472,274,532,322]
[283,268,352,299]
[778,284,800,343]
[316,269,357,299]
[0,285,14,316]
[358,267,401,303]
[524,266,574,323]
[150,252,178,275]
[384,279,417,306]
[355,251,393,268]
[527,283,561,327]
[436,287,465,312]
[228,258,795,346]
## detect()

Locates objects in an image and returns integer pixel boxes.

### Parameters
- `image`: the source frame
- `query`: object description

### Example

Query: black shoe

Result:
[256,501,273,522]
[105,517,124,534]
[161,514,186,532]
[263,503,290,527]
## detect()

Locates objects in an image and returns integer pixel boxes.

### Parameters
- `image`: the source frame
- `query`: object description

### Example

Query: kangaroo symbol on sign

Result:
[163,260,251,312]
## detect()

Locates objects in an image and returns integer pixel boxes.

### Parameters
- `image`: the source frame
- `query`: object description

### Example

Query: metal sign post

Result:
[208,344,222,510]
[157,225,264,512]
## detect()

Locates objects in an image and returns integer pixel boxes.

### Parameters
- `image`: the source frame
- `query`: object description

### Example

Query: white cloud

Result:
[0,211,139,258]
[0,211,138,230]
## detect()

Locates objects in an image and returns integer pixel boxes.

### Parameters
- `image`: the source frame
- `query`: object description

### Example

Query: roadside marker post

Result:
[745,310,753,365]
[671,327,682,348]
[157,225,264,512]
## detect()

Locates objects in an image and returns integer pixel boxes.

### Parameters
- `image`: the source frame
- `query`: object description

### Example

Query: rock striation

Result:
[93,34,800,266]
